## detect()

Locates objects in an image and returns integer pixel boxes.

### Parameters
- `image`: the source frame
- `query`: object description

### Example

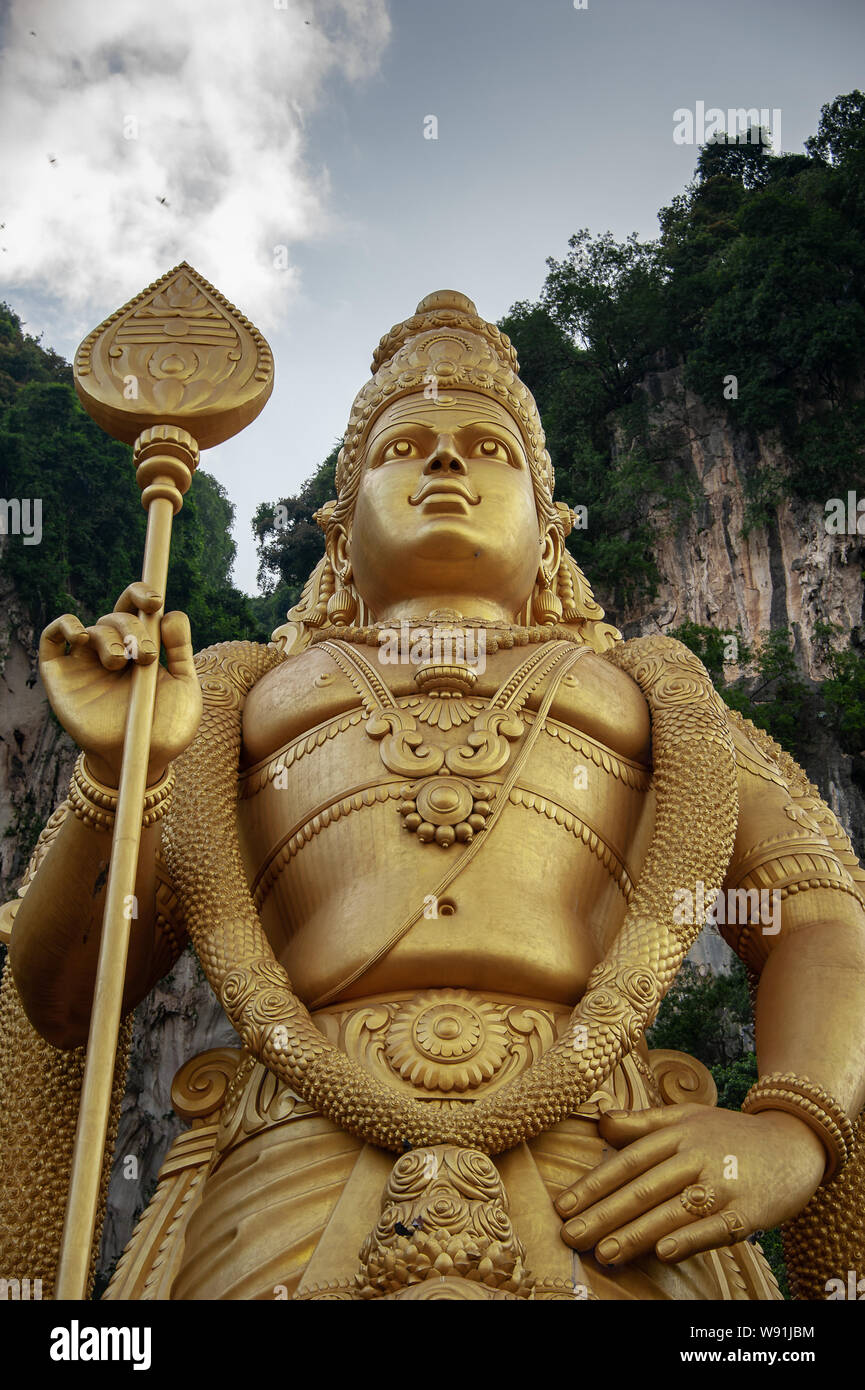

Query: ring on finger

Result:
[720,1210,747,1243]
[680,1183,718,1217]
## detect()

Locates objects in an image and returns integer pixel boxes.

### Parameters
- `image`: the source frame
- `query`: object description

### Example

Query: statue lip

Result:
[409,478,480,509]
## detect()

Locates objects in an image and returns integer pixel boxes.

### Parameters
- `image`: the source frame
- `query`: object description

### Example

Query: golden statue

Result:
[2,274,865,1302]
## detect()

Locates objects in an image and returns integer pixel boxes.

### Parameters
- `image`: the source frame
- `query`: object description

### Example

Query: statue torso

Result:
[238,639,654,1008]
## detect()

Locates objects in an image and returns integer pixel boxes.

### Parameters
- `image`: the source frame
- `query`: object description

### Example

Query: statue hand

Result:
[554,1103,826,1265]
[39,583,203,786]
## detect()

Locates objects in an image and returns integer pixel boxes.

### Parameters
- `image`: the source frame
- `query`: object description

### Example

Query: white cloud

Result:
[0,0,390,341]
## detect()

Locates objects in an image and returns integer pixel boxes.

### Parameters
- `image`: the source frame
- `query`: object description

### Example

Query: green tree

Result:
[251,446,338,630]
[541,228,667,406]
[498,305,690,610]
[668,621,751,685]
[711,1051,758,1111]
[673,622,812,762]
[253,447,337,597]
[696,127,774,190]
[805,89,865,167]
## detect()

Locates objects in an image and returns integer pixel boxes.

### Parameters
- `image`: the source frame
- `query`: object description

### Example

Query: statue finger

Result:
[555,1126,680,1220]
[656,1209,751,1263]
[92,612,157,665]
[161,612,196,680]
[84,620,134,671]
[560,1153,699,1251]
[113,582,163,616]
[593,1189,702,1266]
[39,614,89,664]
[598,1104,705,1146]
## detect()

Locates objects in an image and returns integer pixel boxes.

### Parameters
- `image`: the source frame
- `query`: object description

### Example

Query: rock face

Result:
[623,369,864,683]
[0,571,77,903]
[2,369,864,1285]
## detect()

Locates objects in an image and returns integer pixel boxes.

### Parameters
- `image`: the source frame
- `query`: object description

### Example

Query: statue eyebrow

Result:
[376,418,516,435]
[376,420,437,434]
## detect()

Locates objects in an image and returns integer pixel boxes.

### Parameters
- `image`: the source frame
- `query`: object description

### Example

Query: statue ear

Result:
[327,524,352,583]
[539,526,563,585]
[533,527,566,626]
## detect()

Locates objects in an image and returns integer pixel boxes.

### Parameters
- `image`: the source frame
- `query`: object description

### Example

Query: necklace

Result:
[310,609,581,658]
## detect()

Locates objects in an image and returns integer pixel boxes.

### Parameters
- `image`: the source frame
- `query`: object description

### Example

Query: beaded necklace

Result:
[310,609,580,657]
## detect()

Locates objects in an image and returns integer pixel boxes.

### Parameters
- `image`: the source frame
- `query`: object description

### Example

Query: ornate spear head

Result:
[73,261,274,449]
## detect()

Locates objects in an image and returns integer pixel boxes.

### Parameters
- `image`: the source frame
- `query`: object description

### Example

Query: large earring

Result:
[327,562,358,626]
[532,566,563,626]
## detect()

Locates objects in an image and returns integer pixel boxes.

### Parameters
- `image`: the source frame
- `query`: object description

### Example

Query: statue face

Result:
[345,391,548,620]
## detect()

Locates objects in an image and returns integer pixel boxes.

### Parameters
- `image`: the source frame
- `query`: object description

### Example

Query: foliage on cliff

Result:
[0,304,268,649]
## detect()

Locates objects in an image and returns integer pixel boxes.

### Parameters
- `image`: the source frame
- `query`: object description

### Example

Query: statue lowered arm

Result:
[557,708,865,1278]
[720,711,865,1126]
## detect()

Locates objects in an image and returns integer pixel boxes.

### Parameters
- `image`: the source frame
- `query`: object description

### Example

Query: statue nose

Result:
[424,437,468,475]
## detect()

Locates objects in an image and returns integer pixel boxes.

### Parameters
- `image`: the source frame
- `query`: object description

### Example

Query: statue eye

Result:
[475,438,508,461]
[382,438,417,460]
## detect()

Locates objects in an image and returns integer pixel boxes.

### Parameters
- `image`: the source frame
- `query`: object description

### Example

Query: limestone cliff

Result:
[625,369,863,685]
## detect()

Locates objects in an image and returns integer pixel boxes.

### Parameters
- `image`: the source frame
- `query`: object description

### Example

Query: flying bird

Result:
[156,196,169,206]
[47,155,57,165]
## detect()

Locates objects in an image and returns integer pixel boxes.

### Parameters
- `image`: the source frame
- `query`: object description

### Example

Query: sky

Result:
[1,0,864,594]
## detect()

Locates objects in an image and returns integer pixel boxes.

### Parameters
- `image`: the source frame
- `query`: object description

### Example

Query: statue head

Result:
[274,290,619,652]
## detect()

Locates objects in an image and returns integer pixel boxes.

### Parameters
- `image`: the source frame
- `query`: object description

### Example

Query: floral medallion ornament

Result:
[399,775,492,848]
[386,990,510,1091]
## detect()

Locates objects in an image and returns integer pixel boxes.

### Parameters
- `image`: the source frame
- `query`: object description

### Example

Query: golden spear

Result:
[55,263,273,1298]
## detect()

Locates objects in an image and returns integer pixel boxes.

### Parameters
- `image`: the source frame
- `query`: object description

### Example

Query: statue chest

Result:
[237,641,654,1006]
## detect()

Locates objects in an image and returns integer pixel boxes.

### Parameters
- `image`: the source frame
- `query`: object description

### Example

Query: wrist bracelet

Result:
[69,754,175,832]
[742,1072,856,1181]
[141,764,176,827]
